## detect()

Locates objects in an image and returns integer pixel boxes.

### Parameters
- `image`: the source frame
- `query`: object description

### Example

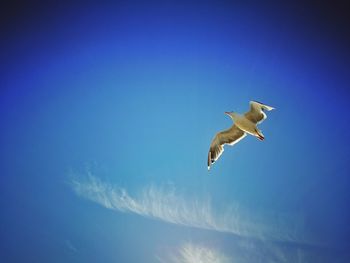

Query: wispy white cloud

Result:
[157,242,231,263]
[70,173,310,243]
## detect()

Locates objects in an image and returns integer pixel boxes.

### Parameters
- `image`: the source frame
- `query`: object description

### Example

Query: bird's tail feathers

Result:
[262,104,275,111]
[252,100,275,111]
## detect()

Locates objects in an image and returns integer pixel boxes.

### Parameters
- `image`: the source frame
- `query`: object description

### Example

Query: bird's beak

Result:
[225,111,230,116]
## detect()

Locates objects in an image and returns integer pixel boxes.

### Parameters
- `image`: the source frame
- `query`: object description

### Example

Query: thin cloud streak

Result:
[65,240,78,253]
[70,173,309,243]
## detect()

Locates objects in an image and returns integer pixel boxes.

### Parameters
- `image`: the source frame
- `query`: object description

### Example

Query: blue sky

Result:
[1,1,350,262]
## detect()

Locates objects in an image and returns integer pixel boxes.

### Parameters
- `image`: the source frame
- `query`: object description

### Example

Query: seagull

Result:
[207,101,275,170]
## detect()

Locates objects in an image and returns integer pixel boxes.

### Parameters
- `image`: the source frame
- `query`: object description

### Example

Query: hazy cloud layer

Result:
[157,242,231,263]
[156,240,314,263]
[71,173,309,243]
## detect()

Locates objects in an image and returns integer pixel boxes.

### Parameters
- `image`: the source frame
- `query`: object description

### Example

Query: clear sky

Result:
[1,1,350,262]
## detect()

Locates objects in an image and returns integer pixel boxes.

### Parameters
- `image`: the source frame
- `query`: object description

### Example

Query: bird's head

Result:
[225,111,238,120]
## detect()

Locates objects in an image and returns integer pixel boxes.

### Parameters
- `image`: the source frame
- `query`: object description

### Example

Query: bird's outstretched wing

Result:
[244,100,275,124]
[207,125,246,170]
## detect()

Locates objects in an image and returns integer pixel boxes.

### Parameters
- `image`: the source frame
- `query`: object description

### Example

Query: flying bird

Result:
[207,101,275,170]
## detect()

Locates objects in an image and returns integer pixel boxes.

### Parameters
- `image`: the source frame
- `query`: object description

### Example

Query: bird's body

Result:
[207,101,275,170]
[230,113,261,137]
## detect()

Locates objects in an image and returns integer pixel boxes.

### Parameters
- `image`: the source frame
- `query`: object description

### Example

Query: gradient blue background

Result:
[1,1,350,262]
